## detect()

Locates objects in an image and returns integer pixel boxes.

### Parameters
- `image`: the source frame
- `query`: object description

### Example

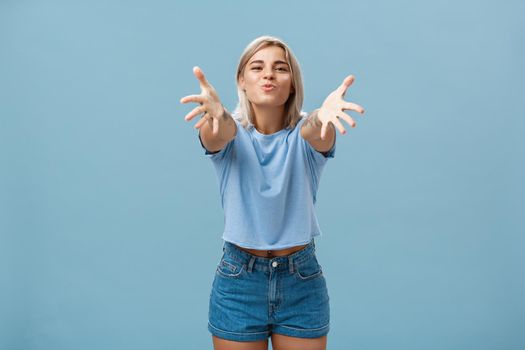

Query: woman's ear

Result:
[238,76,245,91]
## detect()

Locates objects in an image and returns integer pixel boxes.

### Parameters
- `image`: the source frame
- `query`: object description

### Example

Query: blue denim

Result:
[208,239,330,342]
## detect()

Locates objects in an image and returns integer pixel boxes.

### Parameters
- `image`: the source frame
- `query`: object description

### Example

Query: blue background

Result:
[1,0,523,349]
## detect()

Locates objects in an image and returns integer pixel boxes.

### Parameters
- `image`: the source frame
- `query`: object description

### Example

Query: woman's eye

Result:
[251,66,288,71]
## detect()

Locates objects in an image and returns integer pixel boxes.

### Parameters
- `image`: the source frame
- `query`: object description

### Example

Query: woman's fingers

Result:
[194,113,210,129]
[180,94,205,105]
[193,66,211,89]
[320,122,328,141]
[184,105,205,121]
[343,101,365,114]
[212,117,220,136]
[337,111,356,128]
[337,75,355,96]
[182,67,220,130]
[333,116,347,134]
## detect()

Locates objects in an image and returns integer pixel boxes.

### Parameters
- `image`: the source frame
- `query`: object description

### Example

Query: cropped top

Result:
[199,114,335,249]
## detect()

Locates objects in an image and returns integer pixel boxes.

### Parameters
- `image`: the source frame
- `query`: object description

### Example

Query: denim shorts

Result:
[208,239,330,342]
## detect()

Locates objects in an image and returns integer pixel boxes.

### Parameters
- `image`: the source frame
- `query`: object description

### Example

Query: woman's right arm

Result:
[180,66,237,152]
[198,108,236,152]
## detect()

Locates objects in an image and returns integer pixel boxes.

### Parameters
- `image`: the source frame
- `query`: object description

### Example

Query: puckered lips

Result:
[261,83,276,92]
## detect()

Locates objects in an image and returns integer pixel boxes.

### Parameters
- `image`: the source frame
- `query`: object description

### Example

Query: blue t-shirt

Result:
[198,114,335,250]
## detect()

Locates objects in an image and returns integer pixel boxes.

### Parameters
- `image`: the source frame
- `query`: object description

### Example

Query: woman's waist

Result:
[234,243,309,258]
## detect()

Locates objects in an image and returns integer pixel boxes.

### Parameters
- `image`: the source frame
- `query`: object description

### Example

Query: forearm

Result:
[301,109,335,142]
[199,108,237,150]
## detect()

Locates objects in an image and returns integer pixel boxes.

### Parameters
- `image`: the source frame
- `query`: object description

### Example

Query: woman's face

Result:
[239,45,294,110]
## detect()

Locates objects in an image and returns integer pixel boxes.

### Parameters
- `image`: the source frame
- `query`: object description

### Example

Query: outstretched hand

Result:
[180,66,225,135]
[317,75,365,140]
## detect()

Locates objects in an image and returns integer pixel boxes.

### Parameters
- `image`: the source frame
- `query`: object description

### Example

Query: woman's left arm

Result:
[300,75,365,153]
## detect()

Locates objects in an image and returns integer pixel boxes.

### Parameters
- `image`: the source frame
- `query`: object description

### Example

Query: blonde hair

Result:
[232,35,304,130]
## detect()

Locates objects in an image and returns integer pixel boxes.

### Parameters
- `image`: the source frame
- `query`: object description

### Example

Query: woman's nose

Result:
[262,67,274,79]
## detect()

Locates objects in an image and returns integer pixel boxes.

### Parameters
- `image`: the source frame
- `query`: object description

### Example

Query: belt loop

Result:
[248,256,256,273]
[288,255,294,274]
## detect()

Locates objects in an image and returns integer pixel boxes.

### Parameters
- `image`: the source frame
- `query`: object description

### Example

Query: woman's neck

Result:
[252,104,286,134]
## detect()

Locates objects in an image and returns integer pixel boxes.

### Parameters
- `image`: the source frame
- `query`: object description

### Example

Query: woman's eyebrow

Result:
[249,60,289,65]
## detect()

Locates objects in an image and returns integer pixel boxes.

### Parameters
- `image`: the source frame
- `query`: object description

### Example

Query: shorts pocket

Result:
[216,255,245,278]
[294,256,323,281]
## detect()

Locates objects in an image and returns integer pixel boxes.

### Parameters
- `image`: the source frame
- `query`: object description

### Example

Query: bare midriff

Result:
[234,243,309,258]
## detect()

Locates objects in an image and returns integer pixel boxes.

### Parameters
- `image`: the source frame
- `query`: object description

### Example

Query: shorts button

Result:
[272,261,278,267]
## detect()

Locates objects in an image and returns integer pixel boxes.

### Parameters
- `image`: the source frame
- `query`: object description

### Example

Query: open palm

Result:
[317,75,365,140]
[180,66,225,135]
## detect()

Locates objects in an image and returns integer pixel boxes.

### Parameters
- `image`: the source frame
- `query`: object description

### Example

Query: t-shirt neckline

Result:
[251,125,290,137]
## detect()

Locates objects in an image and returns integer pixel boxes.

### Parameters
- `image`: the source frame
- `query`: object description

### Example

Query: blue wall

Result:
[1,0,523,349]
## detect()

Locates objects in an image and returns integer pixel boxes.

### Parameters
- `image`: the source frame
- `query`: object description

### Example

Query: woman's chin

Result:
[249,99,288,109]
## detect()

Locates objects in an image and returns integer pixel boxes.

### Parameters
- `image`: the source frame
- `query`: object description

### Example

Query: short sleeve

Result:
[301,133,336,166]
[198,130,234,162]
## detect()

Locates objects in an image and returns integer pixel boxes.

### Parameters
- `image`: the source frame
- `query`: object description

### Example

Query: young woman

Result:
[181,36,365,350]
